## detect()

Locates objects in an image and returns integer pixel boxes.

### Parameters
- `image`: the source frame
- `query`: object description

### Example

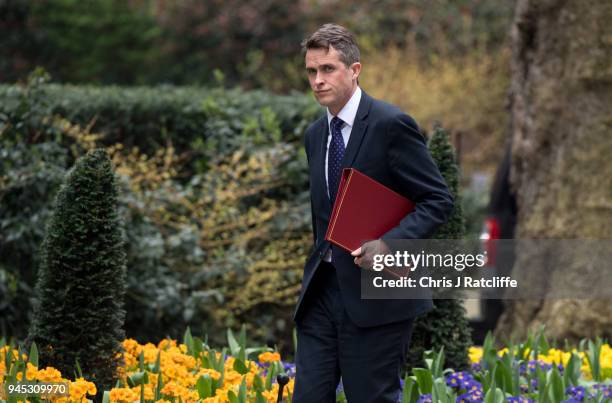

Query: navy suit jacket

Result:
[293,91,454,327]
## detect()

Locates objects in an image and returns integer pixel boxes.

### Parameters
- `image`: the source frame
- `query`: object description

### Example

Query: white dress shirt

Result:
[323,86,362,261]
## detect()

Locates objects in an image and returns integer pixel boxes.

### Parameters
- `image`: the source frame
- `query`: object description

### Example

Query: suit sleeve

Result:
[381,113,454,240]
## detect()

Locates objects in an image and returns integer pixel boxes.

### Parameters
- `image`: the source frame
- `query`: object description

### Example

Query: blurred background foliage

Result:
[2,0,513,88]
[1,0,515,172]
[1,0,515,350]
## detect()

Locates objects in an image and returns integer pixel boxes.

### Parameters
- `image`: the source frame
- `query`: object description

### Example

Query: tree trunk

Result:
[495,0,612,341]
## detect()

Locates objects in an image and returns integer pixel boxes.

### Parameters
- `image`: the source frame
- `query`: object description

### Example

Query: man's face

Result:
[305,46,361,115]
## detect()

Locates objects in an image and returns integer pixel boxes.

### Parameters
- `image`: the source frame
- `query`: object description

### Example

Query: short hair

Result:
[301,23,360,67]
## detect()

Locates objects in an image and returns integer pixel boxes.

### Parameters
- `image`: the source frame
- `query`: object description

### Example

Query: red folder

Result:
[325,168,415,252]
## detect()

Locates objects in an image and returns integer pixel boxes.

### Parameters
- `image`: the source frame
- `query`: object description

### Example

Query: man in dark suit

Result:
[292,24,454,402]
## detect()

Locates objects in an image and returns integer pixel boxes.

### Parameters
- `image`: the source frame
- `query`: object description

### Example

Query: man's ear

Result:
[350,62,362,81]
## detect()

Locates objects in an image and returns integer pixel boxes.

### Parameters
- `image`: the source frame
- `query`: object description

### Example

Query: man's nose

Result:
[315,71,325,86]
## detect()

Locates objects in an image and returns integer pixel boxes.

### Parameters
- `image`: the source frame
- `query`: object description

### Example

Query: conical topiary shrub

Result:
[28,148,126,393]
[405,125,472,371]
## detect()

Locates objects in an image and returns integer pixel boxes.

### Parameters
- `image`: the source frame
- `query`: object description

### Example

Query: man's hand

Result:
[351,239,391,271]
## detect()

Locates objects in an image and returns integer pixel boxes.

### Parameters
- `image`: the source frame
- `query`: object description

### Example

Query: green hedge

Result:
[0,83,319,155]
[0,77,320,351]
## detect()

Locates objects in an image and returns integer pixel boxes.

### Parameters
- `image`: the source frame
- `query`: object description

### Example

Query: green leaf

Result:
[482,332,498,372]
[28,342,38,367]
[196,374,212,398]
[536,367,548,403]
[563,353,581,387]
[155,370,164,400]
[412,368,433,395]
[140,383,145,403]
[536,325,550,354]
[483,386,504,403]
[432,378,451,403]
[127,371,149,387]
[192,336,204,361]
[238,377,247,402]
[253,374,264,392]
[233,356,249,375]
[494,356,514,394]
[547,366,564,403]
[227,390,239,403]
[265,362,278,390]
[138,350,145,372]
[432,346,445,378]
[183,327,194,355]
[586,338,602,381]
[402,376,418,403]
[75,358,83,379]
[237,346,246,364]
[239,324,247,350]
[153,351,161,373]
[227,328,240,356]
[102,391,111,403]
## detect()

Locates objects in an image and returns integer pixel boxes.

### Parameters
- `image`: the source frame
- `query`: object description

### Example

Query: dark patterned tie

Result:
[328,116,345,203]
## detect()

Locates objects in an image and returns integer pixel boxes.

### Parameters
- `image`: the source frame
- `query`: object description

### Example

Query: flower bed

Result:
[1,329,611,402]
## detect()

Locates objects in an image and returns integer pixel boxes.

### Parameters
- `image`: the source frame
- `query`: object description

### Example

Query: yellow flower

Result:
[497,347,509,357]
[522,348,531,359]
[35,366,63,382]
[537,348,571,366]
[130,385,154,401]
[223,369,243,385]
[124,352,137,368]
[122,339,142,357]
[109,387,139,402]
[196,368,222,381]
[70,377,97,400]
[142,343,159,364]
[258,352,281,363]
[168,350,196,370]
[26,362,39,380]
[158,339,177,350]
[468,346,483,364]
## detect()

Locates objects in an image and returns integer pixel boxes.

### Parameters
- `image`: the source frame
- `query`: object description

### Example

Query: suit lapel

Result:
[315,118,333,212]
[341,91,371,168]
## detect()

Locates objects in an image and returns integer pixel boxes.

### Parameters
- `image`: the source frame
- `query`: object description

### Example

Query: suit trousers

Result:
[293,261,414,403]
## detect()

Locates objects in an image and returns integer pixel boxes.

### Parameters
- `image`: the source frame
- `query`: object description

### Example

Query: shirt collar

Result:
[327,86,362,129]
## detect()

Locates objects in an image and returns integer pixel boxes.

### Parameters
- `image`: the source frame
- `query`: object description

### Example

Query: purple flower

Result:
[566,385,585,399]
[507,397,534,403]
[416,393,432,403]
[457,390,483,402]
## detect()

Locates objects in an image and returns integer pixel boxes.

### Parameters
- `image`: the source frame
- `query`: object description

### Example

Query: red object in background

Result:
[480,217,500,266]
[325,168,415,253]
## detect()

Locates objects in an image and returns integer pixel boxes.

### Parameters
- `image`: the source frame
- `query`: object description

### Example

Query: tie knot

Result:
[331,116,344,133]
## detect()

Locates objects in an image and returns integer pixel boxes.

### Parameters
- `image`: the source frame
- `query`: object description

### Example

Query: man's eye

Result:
[324,66,334,72]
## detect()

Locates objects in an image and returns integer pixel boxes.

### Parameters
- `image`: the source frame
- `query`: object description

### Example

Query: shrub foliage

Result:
[28,148,127,392]
[406,125,473,371]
